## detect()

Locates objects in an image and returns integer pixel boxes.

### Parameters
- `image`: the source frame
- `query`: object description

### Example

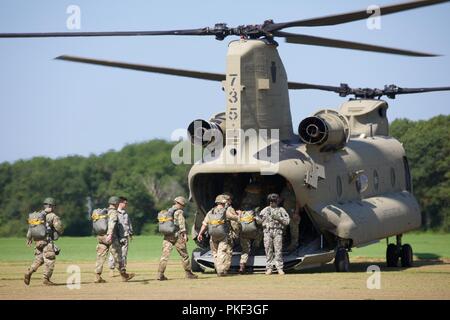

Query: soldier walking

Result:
[24,197,64,286]
[94,196,134,283]
[108,196,133,276]
[197,195,239,276]
[257,193,290,275]
[157,196,198,280]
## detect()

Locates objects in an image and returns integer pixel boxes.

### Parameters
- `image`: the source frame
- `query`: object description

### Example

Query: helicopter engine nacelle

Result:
[298,109,350,151]
[187,112,226,147]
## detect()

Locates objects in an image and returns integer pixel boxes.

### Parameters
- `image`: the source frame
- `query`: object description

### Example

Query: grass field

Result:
[0,233,449,299]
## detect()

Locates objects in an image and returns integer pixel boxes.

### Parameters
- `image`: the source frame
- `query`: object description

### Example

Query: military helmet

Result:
[221,193,232,200]
[215,195,227,204]
[108,196,120,205]
[267,193,279,203]
[174,196,187,206]
[43,197,56,206]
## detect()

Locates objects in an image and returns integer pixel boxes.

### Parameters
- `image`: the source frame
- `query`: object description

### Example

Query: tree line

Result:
[0,115,448,236]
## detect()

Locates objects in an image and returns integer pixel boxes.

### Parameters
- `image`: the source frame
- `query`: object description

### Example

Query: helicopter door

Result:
[403,156,412,192]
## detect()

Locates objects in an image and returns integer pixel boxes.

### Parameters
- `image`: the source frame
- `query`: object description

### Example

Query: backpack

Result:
[27,211,47,241]
[157,208,179,236]
[91,208,109,236]
[239,210,258,239]
[207,207,229,242]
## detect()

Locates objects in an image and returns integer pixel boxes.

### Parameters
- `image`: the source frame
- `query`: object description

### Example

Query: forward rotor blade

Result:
[55,55,225,81]
[0,28,210,38]
[276,31,439,56]
[267,0,450,30]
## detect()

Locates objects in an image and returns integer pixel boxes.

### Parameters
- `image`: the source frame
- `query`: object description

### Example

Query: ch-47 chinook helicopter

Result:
[2,0,449,272]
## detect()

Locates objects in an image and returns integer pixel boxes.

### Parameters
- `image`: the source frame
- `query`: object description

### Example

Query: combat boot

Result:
[185,271,198,279]
[265,269,272,275]
[157,272,168,281]
[120,271,135,282]
[24,271,32,286]
[94,273,106,283]
[239,263,246,274]
[277,269,285,275]
[43,278,56,286]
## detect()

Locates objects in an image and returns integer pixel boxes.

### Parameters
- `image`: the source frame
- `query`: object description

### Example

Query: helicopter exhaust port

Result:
[298,109,350,152]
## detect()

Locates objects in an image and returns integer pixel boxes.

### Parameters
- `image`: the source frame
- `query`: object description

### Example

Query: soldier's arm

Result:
[51,214,64,235]
[255,207,267,225]
[175,210,187,233]
[279,208,290,226]
[127,214,134,235]
[26,228,31,241]
[107,210,118,236]
[226,207,239,221]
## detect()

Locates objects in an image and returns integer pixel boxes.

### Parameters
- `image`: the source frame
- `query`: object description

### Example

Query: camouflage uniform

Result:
[109,209,133,270]
[25,212,63,283]
[158,205,192,275]
[280,186,300,251]
[203,206,238,275]
[258,206,290,272]
[95,207,125,274]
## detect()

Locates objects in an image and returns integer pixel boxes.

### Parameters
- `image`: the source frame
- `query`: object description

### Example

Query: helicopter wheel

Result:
[334,247,350,272]
[386,243,399,267]
[400,244,413,268]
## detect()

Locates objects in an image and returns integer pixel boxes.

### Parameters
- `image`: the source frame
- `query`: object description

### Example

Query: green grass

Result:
[0,233,448,262]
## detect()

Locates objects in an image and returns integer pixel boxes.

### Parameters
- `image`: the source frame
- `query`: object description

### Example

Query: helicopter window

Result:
[378,107,386,118]
[390,168,396,187]
[356,174,369,194]
[373,170,379,191]
[336,176,342,198]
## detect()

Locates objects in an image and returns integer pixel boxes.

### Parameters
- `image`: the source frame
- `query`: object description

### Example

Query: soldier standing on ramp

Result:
[24,197,64,286]
[197,195,239,276]
[257,193,290,275]
[156,196,198,280]
[94,196,134,283]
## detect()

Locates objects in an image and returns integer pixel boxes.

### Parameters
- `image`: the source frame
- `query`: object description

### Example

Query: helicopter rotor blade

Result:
[266,0,450,30]
[0,28,213,38]
[275,31,439,56]
[55,55,225,81]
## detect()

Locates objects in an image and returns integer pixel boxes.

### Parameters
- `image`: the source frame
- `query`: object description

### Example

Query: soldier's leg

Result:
[24,244,44,285]
[240,237,250,265]
[108,252,115,270]
[95,242,109,275]
[274,232,284,273]
[42,243,56,282]
[223,239,233,272]
[158,237,174,275]
[263,231,275,271]
[121,239,129,268]
[215,240,229,274]
[174,237,191,272]
[110,239,124,272]
[209,239,220,274]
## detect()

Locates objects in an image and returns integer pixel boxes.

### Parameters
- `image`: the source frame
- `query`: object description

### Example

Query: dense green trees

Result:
[0,115,448,236]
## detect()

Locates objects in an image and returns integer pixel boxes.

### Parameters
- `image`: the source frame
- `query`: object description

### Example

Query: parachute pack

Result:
[157,208,179,236]
[239,210,258,239]
[27,211,47,241]
[91,208,109,236]
[207,207,228,242]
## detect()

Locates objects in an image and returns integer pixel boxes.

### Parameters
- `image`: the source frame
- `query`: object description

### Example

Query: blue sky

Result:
[0,0,449,163]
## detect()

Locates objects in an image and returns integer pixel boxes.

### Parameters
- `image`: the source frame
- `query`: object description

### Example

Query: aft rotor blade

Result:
[287,81,342,91]
[267,0,450,30]
[0,28,211,38]
[276,31,439,56]
[55,55,225,81]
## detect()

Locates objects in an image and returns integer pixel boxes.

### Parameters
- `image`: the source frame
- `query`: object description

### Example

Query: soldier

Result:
[221,193,240,246]
[24,197,64,286]
[108,196,133,276]
[279,181,301,252]
[236,183,264,274]
[257,193,290,275]
[94,196,134,283]
[197,195,239,276]
[157,196,198,280]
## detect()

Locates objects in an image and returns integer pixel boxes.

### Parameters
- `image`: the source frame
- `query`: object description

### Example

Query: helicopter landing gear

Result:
[334,247,350,272]
[386,235,413,268]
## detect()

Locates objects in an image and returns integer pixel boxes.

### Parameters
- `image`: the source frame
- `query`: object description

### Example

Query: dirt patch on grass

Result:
[1,259,449,300]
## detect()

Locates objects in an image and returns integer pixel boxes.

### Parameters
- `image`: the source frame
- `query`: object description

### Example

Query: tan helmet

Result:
[174,196,187,206]
[215,195,227,204]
